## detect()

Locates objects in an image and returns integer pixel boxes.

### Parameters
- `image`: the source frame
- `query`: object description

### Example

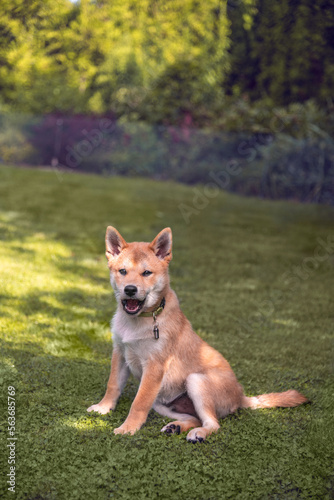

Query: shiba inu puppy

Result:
[87,227,308,442]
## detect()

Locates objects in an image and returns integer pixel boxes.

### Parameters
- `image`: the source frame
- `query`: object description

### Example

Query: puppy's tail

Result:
[242,390,309,409]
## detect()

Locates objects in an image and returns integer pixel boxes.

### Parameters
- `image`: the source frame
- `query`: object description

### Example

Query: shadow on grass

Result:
[55,260,107,286]
[0,204,113,325]
[0,203,103,256]
[16,288,112,321]
[0,338,123,418]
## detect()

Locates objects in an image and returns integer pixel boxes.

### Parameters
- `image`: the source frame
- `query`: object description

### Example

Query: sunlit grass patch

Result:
[63,416,111,432]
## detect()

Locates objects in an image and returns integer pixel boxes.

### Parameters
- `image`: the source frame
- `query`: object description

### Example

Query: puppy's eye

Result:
[142,270,152,277]
[119,269,127,276]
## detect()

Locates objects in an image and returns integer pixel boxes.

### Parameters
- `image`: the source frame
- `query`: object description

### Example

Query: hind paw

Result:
[186,427,206,443]
[161,423,181,435]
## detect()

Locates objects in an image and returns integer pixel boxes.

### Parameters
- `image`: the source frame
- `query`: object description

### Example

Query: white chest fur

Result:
[111,309,166,380]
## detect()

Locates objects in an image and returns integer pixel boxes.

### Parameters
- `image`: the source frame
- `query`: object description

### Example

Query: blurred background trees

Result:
[227,0,334,104]
[0,0,333,203]
[1,0,333,119]
[0,0,229,119]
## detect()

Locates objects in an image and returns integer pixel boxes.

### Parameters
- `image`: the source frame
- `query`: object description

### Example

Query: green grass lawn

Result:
[0,165,333,499]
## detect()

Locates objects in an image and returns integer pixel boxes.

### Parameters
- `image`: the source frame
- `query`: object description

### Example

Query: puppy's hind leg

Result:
[153,402,201,435]
[185,373,220,443]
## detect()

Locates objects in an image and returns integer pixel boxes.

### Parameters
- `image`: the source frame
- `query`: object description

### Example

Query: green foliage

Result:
[260,135,334,204]
[0,0,230,118]
[0,113,39,164]
[0,0,85,113]
[140,59,225,124]
[214,98,334,138]
[0,165,334,498]
[1,0,332,121]
[1,100,333,204]
[0,125,33,164]
[226,0,334,105]
[78,121,247,182]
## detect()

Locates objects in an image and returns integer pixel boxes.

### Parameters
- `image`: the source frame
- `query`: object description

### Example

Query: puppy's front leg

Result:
[114,362,164,435]
[87,347,129,415]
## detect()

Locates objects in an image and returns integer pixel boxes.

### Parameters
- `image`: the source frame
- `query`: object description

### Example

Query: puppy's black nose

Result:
[124,285,137,297]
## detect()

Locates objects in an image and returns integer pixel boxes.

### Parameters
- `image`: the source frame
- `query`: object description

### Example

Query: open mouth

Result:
[122,298,145,315]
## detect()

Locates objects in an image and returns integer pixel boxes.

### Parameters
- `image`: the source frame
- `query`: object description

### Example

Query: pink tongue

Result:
[127,299,139,310]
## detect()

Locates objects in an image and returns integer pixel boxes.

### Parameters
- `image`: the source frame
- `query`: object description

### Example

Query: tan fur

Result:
[242,390,308,409]
[87,227,308,442]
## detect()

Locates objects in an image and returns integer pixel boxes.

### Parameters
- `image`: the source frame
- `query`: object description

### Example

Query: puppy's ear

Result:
[105,226,128,261]
[150,227,172,263]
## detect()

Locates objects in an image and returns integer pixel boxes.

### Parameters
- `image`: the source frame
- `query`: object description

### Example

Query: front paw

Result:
[87,403,113,415]
[113,423,139,435]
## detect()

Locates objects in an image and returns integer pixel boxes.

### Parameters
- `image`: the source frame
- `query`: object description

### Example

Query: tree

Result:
[0,0,231,118]
[226,0,334,105]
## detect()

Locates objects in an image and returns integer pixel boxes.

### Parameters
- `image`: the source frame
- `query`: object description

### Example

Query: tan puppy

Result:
[87,227,308,442]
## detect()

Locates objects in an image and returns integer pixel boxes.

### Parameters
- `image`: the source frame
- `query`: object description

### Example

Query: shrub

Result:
[28,113,116,168]
[261,135,334,204]
[0,114,37,164]
[214,98,334,138]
